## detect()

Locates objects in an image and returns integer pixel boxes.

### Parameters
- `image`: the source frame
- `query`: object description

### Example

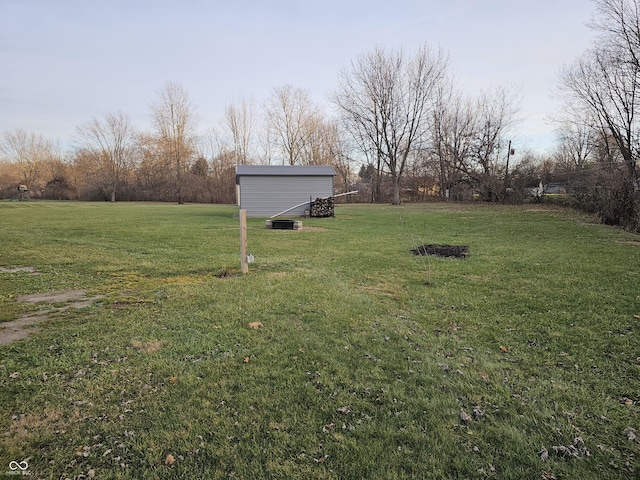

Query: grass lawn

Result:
[0,201,639,479]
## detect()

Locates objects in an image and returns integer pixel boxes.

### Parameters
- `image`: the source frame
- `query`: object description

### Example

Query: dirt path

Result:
[0,289,104,346]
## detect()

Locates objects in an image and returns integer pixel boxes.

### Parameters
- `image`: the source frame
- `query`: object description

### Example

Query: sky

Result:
[0,0,597,156]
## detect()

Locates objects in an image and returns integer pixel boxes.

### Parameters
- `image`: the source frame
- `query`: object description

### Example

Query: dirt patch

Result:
[0,312,52,346]
[0,266,39,275]
[0,289,104,346]
[411,244,470,259]
[17,289,90,304]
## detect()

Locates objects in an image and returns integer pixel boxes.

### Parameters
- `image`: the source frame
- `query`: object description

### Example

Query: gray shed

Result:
[235,165,336,217]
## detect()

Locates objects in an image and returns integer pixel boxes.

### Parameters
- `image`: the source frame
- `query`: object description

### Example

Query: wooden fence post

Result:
[240,209,248,274]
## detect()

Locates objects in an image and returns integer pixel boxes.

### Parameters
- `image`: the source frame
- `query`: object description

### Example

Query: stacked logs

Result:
[310,197,334,217]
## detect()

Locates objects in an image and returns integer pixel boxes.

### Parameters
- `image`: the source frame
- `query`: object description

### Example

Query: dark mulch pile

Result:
[411,244,470,259]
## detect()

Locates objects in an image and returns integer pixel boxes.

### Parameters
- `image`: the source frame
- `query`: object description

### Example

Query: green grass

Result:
[0,201,639,479]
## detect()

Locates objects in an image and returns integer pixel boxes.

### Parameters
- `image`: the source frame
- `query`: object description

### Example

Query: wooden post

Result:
[240,209,248,274]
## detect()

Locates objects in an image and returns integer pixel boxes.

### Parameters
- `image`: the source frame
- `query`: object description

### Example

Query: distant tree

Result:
[508,150,546,202]
[553,114,597,172]
[319,122,354,194]
[0,158,21,199]
[190,157,209,177]
[134,132,174,201]
[560,46,639,181]
[74,111,136,202]
[150,82,198,204]
[332,44,449,204]
[557,0,640,229]
[470,87,520,201]
[1,129,56,195]
[42,156,75,200]
[428,83,519,201]
[430,82,475,200]
[263,84,323,165]
[224,97,256,166]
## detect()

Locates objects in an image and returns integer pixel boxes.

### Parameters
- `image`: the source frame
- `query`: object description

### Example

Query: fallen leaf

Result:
[165,454,175,465]
[75,445,90,457]
[169,376,178,383]
[336,406,351,414]
[480,371,489,381]
[243,357,250,363]
[322,422,335,433]
[248,322,263,329]
[542,472,556,479]
[472,406,485,419]
[499,346,508,353]
[539,446,549,462]
[314,455,329,463]
[624,426,637,441]
[459,410,472,424]
[633,314,640,319]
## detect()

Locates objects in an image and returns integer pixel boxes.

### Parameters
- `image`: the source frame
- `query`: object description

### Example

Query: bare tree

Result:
[431,82,476,200]
[75,112,136,202]
[428,82,519,201]
[224,97,256,166]
[150,82,198,204]
[560,0,640,182]
[591,0,640,69]
[561,46,640,181]
[332,45,448,204]
[470,87,520,201]
[553,113,598,171]
[134,132,174,201]
[555,0,640,229]
[1,129,56,194]
[263,84,323,165]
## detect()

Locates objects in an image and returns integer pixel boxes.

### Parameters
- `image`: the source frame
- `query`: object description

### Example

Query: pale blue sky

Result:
[1,0,596,154]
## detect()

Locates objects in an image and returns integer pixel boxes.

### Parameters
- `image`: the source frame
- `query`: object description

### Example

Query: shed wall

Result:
[239,175,333,217]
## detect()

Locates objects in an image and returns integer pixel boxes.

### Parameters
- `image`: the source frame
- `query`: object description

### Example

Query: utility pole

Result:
[503,140,513,202]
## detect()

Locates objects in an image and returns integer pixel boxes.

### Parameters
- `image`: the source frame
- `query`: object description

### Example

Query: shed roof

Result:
[236,165,336,178]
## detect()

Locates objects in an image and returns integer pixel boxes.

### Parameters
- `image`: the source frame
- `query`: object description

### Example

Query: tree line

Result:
[0,57,524,206]
[2,0,639,231]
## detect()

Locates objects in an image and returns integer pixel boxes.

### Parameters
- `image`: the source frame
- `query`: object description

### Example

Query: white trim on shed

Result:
[235,165,336,217]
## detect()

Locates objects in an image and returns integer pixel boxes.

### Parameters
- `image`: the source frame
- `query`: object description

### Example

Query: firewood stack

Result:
[310,197,334,217]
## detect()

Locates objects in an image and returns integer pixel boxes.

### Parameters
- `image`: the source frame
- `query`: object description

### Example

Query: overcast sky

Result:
[1,0,596,155]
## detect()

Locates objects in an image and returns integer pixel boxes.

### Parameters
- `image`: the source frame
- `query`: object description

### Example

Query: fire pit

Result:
[265,219,302,230]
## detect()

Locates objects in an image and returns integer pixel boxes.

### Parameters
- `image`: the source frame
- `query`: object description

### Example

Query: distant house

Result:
[543,182,568,195]
[235,165,336,217]
[525,180,569,199]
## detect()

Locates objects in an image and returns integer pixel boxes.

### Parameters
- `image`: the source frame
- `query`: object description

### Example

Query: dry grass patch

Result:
[357,282,404,300]
[8,407,67,441]
[130,339,165,354]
